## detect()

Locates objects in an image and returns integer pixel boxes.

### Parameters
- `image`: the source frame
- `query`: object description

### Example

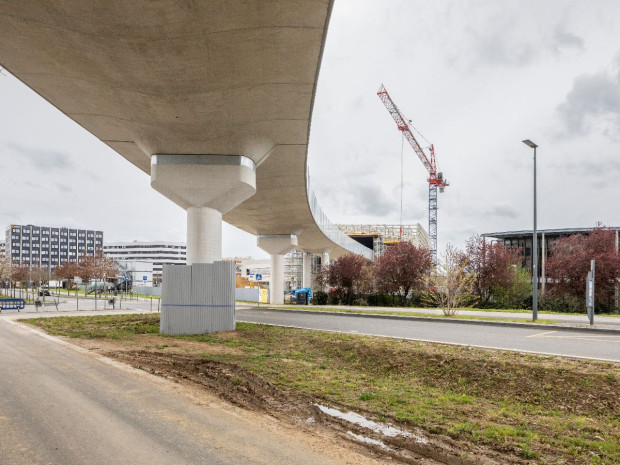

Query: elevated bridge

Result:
[0,0,372,304]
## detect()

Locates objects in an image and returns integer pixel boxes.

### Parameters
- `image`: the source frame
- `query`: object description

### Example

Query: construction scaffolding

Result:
[337,224,430,259]
[284,250,303,289]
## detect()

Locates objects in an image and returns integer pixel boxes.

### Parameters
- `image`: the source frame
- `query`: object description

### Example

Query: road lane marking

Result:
[532,334,620,343]
[527,330,557,338]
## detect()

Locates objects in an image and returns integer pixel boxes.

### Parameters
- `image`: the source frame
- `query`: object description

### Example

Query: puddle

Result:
[315,404,427,444]
[347,431,392,450]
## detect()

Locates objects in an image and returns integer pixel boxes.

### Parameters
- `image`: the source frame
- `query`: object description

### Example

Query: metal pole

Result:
[532,146,538,321]
[591,259,595,325]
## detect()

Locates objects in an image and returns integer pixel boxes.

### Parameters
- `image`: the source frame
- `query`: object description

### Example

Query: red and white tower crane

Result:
[377,84,449,265]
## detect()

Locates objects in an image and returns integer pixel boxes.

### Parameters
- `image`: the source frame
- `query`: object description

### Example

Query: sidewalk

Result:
[241,302,620,331]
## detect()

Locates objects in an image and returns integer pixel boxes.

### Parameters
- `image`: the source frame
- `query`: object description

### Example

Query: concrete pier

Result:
[151,154,256,264]
[258,235,298,304]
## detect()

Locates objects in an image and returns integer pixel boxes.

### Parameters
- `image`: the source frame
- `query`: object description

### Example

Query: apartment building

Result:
[4,224,103,270]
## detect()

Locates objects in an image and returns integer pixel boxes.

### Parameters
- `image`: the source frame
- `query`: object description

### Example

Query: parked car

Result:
[39,289,50,297]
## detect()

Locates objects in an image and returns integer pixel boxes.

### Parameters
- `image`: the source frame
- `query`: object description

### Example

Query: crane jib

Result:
[377,83,449,266]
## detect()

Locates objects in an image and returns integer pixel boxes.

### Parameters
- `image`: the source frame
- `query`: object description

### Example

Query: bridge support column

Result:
[258,235,298,305]
[151,154,256,264]
[302,253,312,288]
[151,154,256,335]
[321,252,330,292]
[187,206,222,264]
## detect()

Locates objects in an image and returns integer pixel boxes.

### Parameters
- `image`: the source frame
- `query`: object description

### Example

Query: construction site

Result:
[337,224,430,258]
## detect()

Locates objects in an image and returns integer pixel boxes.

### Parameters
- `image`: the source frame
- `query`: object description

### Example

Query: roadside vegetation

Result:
[315,228,620,315]
[256,304,561,324]
[25,314,620,464]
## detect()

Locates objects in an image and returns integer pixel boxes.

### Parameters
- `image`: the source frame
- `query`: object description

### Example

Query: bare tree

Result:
[0,255,11,296]
[30,266,50,300]
[425,244,478,315]
[76,253,97,295]
[10,265,30,299]
[53,260,77,295]
[76,252,118,301]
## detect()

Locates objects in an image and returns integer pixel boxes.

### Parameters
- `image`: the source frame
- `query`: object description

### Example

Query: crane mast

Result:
[377,84,449,264]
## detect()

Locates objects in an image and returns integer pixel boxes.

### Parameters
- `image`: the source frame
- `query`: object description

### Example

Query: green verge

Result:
[24,314,620,465]
[259,303,620,317]
[253,305,559,324]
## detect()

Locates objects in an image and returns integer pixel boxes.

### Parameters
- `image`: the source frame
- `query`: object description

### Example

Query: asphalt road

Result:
[237,308,620,362]
[0,318,372,465]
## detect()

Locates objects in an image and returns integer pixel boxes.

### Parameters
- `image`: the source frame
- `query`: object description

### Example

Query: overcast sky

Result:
[1,0,619,259]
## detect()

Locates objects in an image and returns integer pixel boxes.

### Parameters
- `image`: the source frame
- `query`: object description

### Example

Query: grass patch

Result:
[264,303,620,318]
[258,305,558,324]
[26,313,160,339]
[24,314,620,464]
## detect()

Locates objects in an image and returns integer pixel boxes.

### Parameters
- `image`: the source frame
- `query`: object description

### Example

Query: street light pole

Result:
[523,139,538,321]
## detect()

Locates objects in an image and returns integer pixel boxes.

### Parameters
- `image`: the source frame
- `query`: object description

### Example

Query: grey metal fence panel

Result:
[235,287,260,302]
[160,262,235,335]
[133,286,162,296]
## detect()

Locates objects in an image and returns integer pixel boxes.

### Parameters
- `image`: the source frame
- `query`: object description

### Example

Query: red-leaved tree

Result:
[320,254,370,304]
[374,241,432,305]
[546,228,620,309]
[465,235,522,306]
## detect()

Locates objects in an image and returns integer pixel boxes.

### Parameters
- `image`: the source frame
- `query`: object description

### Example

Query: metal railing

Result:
[306,170,373,259]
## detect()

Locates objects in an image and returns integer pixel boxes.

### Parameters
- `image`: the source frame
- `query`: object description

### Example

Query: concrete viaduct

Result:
[0,1,372,306]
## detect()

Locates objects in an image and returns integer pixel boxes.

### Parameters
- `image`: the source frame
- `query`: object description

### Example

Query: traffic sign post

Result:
[585,260,595,326]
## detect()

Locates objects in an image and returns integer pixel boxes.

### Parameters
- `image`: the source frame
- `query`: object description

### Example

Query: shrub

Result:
[313,290,328,305]
[327,289,340,305]
[366,293,394,307]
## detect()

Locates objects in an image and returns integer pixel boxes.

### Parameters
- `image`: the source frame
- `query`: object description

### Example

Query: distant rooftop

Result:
[483,227,620,239]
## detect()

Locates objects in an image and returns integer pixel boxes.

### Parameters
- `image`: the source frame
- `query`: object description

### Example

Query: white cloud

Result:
[1,0,620,257]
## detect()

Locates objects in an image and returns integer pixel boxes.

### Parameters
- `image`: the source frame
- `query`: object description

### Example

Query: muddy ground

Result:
[68,334,532,465]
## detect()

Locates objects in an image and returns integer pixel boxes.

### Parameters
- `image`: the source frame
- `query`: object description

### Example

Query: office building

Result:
[103,241,186,284]
[5,224,103,270]
[483,227,620,293]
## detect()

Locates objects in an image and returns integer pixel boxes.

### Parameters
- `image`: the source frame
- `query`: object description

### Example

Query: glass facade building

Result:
[483,227,620,291]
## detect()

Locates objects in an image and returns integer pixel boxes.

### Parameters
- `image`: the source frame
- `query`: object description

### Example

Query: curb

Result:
[244,307,620,335]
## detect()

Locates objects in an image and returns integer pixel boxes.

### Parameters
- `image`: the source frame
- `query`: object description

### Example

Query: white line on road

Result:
[526,330,557,338]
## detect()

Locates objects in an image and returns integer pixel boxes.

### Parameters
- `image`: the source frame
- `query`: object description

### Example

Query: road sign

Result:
[586,273,594,308]
[142,276,148,281]
[124,276,130,281]
[256,274,262,281]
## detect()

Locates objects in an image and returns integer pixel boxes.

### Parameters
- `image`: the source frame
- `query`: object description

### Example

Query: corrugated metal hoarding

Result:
[160,261,235,335]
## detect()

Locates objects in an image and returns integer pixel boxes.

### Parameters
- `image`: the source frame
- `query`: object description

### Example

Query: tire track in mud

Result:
[107,350,530,465]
